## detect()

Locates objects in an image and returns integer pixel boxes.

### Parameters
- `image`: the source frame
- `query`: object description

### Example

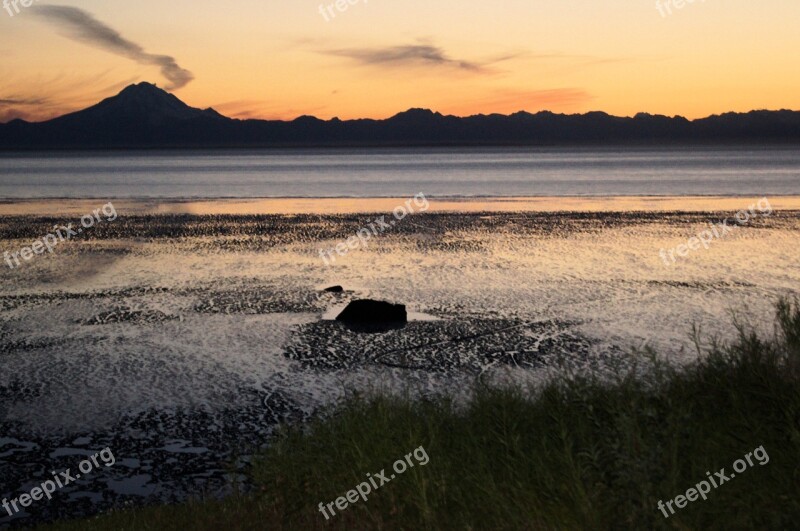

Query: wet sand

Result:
[1,199,799,527]
[3,196,800,216]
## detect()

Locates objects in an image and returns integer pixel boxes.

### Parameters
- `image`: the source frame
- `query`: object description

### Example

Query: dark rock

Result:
[335,299,407,332]
[323,285,344,293]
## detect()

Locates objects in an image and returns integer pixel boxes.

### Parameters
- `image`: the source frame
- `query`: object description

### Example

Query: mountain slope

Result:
[50,82,226,127]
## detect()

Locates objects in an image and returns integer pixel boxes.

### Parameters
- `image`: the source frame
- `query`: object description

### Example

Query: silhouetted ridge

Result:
[1,83,799,149]
[388,108,443,123]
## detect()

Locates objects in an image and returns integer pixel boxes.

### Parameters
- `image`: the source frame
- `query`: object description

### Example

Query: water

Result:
[1,147,799,199]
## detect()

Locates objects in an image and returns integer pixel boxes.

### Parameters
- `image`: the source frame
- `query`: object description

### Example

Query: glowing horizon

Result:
[2,0,799,123]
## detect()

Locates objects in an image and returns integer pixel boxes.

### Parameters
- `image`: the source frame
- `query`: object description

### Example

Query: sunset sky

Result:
[1,0,799,123]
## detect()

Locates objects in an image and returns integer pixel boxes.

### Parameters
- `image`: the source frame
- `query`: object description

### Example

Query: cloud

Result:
[210,99,328,121]
[0,96,50,122]
[325,44,488,73]
[33,5,193,90]
[0,97,49,106]
[0,109,27,123]
[503,88,593,109]
[0,72,142,123]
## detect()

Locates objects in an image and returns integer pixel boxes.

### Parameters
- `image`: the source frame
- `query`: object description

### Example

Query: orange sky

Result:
[1,0,799,123]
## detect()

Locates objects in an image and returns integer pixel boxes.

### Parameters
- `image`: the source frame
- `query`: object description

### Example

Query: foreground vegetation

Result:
[39,299,800,530]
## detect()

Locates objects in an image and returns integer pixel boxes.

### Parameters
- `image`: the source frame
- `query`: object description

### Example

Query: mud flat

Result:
[1,203,799,527]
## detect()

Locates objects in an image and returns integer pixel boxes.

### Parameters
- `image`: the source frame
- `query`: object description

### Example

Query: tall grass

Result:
[38,298,800,530]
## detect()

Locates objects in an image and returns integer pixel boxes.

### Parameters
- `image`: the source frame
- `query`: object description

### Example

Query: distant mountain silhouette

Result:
[2,82,800,149]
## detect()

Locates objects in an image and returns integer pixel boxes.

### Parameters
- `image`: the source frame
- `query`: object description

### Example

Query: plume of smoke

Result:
[34,5,193,90]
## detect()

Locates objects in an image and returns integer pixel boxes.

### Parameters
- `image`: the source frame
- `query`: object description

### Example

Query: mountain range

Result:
[2,82,800,149]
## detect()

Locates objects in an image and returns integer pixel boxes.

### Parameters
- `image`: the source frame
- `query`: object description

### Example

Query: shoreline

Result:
[2,196,800,216]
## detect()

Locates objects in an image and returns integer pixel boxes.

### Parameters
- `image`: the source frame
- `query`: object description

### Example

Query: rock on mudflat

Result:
[335,299,407,332]
[323,285,345,293]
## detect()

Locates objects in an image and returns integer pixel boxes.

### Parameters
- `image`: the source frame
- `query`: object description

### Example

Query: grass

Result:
[37,298,800,530]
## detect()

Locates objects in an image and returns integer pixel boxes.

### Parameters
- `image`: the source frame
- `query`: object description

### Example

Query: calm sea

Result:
[1,147,799,198]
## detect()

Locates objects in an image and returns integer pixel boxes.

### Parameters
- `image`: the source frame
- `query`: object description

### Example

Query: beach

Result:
[1,197,799,526]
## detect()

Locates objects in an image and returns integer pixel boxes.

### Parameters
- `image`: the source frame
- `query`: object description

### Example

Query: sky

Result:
[1,0,799,123]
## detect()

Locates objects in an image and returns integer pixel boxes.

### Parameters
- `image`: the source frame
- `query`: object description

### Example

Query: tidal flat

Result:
[1,200,798,527]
